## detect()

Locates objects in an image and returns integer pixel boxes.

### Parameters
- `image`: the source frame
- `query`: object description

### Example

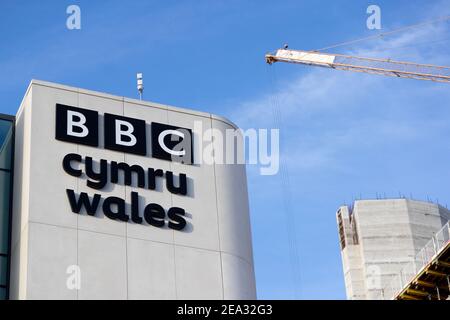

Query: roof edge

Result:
[26,79,240,129]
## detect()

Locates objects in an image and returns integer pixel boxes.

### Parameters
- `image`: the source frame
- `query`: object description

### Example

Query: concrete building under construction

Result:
[337,199,450,300]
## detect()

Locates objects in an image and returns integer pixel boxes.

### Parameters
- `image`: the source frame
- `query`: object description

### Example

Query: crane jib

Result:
[267,48,450,83]
[274,49,336,67]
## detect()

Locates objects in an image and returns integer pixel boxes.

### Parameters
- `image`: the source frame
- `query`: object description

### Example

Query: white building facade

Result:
[7,80,256,300]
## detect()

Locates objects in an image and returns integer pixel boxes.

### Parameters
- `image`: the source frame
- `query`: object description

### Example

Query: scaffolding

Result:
[379,221,450,300]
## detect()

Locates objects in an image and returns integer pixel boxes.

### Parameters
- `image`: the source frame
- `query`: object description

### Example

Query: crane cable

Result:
[267,65,303,299]
[316,14,450,52]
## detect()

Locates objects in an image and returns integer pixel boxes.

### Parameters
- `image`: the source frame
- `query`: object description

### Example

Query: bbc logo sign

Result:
[55,104,193,164]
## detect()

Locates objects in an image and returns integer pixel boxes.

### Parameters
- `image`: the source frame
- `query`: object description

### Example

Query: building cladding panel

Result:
[9,80,256,300]
[337,199,450,300]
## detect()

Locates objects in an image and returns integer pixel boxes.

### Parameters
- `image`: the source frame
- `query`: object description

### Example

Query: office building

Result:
[0,80,256,300]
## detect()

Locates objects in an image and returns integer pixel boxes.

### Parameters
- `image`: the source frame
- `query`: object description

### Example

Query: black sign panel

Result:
[104,113,147,156]
[151,122,193,164]
[55,104,99,147]
[55,104,194,165]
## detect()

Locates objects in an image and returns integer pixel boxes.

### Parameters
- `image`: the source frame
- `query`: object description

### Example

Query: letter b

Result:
[55,104,98,146]
[67,110,88,137]
[104,113,147,155]
[115,120,137,146]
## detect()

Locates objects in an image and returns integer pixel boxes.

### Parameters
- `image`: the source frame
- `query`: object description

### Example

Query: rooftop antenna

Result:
[137,73,144,100]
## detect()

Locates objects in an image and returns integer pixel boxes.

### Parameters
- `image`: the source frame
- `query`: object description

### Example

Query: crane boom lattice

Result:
[266,49,450,83]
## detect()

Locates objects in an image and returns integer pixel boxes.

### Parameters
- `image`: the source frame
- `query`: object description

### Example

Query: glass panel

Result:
[0,119,13,170]
[0,118,11,301]
[0,256,7,285]
[0,171,11,254]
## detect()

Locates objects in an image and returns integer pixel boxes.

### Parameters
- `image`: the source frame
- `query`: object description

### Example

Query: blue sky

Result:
[1,0,450,299]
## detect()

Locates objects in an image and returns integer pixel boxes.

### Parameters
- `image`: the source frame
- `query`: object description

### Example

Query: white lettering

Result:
[115,120,137,146]
[67,110,88,138]
[158,130,186,156]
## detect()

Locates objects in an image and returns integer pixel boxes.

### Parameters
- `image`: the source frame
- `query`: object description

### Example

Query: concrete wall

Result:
[337,206,365,299]
[337,199,450,300]
[10,80,256,300]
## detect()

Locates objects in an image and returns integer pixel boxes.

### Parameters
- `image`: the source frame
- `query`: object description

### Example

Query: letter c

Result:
[63,153,82,177]
[158,130,186,156]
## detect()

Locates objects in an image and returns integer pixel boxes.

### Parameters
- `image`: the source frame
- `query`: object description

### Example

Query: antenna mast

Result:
[137,73,144,100]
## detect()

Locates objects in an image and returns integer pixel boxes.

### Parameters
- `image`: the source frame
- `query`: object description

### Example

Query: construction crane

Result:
[265,46,450,300]
[266,16,450,301]
[265,49,450,84]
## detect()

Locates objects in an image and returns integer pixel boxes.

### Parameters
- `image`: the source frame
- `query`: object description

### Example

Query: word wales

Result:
[56,104,193,231]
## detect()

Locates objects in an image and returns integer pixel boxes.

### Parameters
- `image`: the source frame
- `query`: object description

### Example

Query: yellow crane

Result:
[265,48,450,84]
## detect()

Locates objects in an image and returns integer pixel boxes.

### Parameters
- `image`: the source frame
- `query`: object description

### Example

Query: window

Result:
[0,171,11,254]
[0,255,7,284]
[0,115,14,300]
